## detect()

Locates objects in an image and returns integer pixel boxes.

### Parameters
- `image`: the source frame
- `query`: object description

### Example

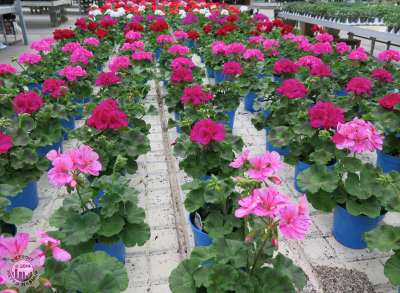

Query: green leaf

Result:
[298,165,339,193]
[0,184,22,197]
[13,129,30,146]
[346,198,382,218]
[3,207,32,224]
[384,252,400,286]
[169,259,198,293]
[204,211,239,239]
[307,190,337,212]
[344,173,368,199]
[19,115,35,131]
[309,149,334,165]
[125,203,146,224]
[365,224,400,251]
[120,222,150,247]
[63,212,101,246]
[97,214,125,237]
[340,157,362,172]
[272,253,307,290]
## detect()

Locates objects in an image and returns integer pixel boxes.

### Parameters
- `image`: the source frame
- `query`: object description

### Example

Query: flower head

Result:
[348,47,368,61]
[95,72,121,86]
[276,79,307,99]
[335,42,350,54]
[308,101,344,129]
[222,61,242,75]
[247,151,282,181]
[190,119,225,145]
[58,66,87,82]
[316,32,333,43]
[83,37,100,47]
[378,93,400,110]
[13,91,44,114]
[243,48,264,61]
[346,76,373,96]
[168,44,190,56]
[0,131,12,154]
[273,58,299,75]
[30,38,54,52]
[332,118,383,153]
[370,68,393,83]
[132,51,153,61]
[229,149,250,168]
[108,56,130,72]
[180,85,213,106]
[87,98,128,130]
[42,78,67,99]
[18,52,42,65]
[0,64,16,75]
[62,42,81,53]
[225,42,246,55]
[70,47,94,65]
[378,49,400,62]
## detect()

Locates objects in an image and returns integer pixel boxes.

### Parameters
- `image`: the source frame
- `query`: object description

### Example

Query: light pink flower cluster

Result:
[156,34,174,45]
[311,42,333,55]
[17,52,42,65]
[58,66,87,82]
[332,118,383,153]
[42,78,67,99]
[47,144,102,187]
[335,42,350,55]
[180,85,213,106]
[223,61,242,75]
[262,39,279,56]
[30,38,55,52]
[121,41,145,51]
[168,44,190,56]
[171,57,194,70]
[230,150,282,182]
[125,30,142,42]
[243,48,264,61]
[190,119,225,146]
[173,30,188,39]
[348,47,368,61]
[377,49,400,62]
[370,67,393,83]
[235,189,311,240]
[70,47,94,65]
[345,76,373,96]
[225,42,246,55]
[0,232,70,286]
[132,51,153,61]
[211,41,226,55]
[62,42,81,53]
[108,56,131,72]
[83,37,100,47]
[0,64,16,75]
[276,79,308,99]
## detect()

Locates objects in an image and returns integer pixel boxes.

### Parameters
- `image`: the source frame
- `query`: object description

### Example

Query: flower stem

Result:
[250,236,269,275]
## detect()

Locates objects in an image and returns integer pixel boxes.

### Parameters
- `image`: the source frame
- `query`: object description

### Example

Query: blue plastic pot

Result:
[154,47,161,61]
[189,215,212,247]
[214,70,225,84]
[74,97,91,120]
[60,117,75,140]
[27,83,42,91]
[207,67,215,78]
[332,205,385,249]
[93,240,126,263]
[37,140,63,157]
[185,39,196,49]
[244,92,258,112]
[200,175,211,181]
[94,190,104,207]
[265,128,290,156]
[7,181,38,211]
[376,150,400,173]
[174,112,181,134]
[96,64,104,72]
[273,75,281,83]
[335,89,347,97]
[224,110,235,129]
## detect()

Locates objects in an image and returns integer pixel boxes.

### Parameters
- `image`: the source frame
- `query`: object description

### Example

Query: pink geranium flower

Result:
[70,47,94,65]
[332,118,383,153]
[83,37,100,47]
[252,187,289,218]
[69,144,102,176]
[30,38,54,52]
[310,63,332,77]
[0,131,12,154]
[173,30,188,39]
[279,196,312,240]
[0,232,29,258]
[0,64,16,75]
[348,47,368,61]
[171,66,193,83]
[36,231,71,262]
[132,51,153,61]
[335,42,350,54]
[125,30,142,42]
[276,79,307,99]
[243,48,264,61]
[13,91,44,114]
[247,151,282,181]
[87,98,128,130]
[225,42,246,55]
[211,41,226,55]
[379,93,400,110]
[297,55,323,70]
[108,56,131,72]
[273,58,299,75]
[62,42,81,53]
[222,61,242,75]
[316,32,333,43]
[171,57,194,70]
[180,85,213,106]
[42,78,67,99]
[308,101,344,129]
[346,76,373,96]
[312,42,333,55]
[229,149,250,168]
[95,72,121,86]
[370,68,393,83]
[156,34,174,44]
[234,191,260,218]
[378,49,400,62]
[58,66,87,82]
[47,152,75,187]
[190,119,225,145]
[168,44,190,56]
[17,52,42,65]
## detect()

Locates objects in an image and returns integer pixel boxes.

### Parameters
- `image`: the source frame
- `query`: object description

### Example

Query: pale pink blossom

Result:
[47,154,74,187]
[243,48,264,61]
[172,30,188,39]
[36,231,71,262]
[58,66,87,81]
[0,232,29,258]
[234,191,260,218]
[62,42,81,53]
[247,151,282,181]
[252,187,289,218]
[30,38,54,52]
[229,149,250,168]
[83,37,100,47]
[68,144,102,176]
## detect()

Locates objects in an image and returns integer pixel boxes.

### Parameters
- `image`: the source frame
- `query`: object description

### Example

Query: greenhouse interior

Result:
[0,0,399,292]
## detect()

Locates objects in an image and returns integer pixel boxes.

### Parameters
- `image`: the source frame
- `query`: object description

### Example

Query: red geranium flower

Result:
[53,29,75,40]
[379,93,400,110]
[96,28,108,39]
[187,30,200,40]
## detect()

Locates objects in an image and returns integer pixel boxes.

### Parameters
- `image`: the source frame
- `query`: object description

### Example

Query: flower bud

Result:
[271,238,278,247]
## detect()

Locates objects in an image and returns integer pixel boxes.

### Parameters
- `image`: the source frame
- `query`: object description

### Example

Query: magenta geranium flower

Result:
[222,61,242,75]
[87,98,128,130]
[370,68,393,83]
[58,66,87,82]
[42,78,67,99]
[243,48,264,61]
[251,187,289,218]
[156,34,174,45]
[335,42,350,55]
[308,101,344,129]
[312,42,333,55]
[83,37,100,47]
[225,42,246,55]
[276,79,307,99]
[95,72,122,86]
[211,41,226,55]
[345,76,373,96]
[247,151,282,181]
[172,30,188,39]
[171,66,193,84]
[62,41,81,53]
[132,51,153,61]
[377,49,400,62]
[12,91,44,114]
[310,63,331,77]
[273,58,299,75]
[332,118,383,153]
[378,93,400,110]
[0,64,16,75]
[189,119,225,146]
[108,56,131,72]
[180,85,213,106]
[18,52,42,65]
[168,44,190,56]
[0,131,12,154]
[296,55,323,70]
[316,32,333,43]
[70,47,94,65]
[171,57,194,70]
[30,38,54,52]
[348,47,368,61]
[125,30,142,42]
